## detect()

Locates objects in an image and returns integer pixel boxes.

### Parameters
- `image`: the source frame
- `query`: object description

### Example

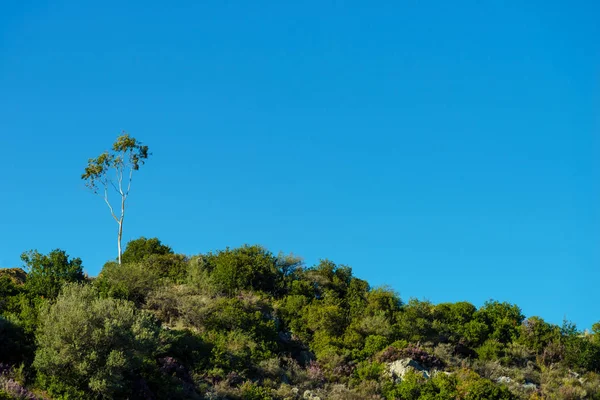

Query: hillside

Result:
[1,238,599,400]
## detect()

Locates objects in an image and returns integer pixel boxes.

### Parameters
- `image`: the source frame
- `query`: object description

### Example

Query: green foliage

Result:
[365,287,402,320]
[95,260,160,305]
[0,315,32,365]
[161,329,210,371]
[475,301,524,344]
[304,302,346,338]
[383,370,460,400]
[239,381,273,400]
[81,133,151,265]
[518,316,560,354]
[34,283,162,399]
[145,253,188,282]
[361,335,390,359]
[461,377,516,400]
[476,339,505,361]
[433,302,477,343]
[121,237,173,264]
[81,133,149,193]
[305,260,352,300]
[0,275,23,315]
[3,244,600,399]
[395,299,436,342]
[21,249,84,300]
[204,245,281,296]
[354,360,385,382]
[8,294,46,336]
[0,269,26,286]
[346,278,369,319]
[562,335,600,372]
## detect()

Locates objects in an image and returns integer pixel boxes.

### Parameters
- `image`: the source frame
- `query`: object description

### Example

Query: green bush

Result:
[461,377,515,400]
[477,339,505,361]
[354,360,385,382]
[95,260,161,305]
[518,316,560,354]
[34,283,162,399]
[361,335,390,359]
[0,315,32,365]
[21,249,85,300]
[240,381,274,400]
[475,301,524,344]
[121,237,173,264]
[204,245,281,296]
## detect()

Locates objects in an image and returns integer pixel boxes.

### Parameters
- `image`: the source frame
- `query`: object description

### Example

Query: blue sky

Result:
[1,1,598,329]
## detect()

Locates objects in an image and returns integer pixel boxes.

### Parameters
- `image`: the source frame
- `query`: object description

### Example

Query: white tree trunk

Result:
[117,220,123,265]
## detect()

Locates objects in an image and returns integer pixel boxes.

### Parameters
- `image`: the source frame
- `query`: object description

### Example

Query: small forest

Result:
[1,238,599,399]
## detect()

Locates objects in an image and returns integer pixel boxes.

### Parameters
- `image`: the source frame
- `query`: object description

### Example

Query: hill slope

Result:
[1,239,599,399]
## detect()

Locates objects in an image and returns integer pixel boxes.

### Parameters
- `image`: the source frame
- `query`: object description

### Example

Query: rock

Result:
[431,370,453,377]
[387,358,430,382]
[522,383,538,390]
[496,376,512,384]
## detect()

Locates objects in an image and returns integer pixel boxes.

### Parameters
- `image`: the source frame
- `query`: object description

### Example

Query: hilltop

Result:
[1,238,599,399]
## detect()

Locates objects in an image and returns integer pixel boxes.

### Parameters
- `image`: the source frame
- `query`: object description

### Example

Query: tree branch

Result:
[108,179,120,195]
[103,186,120,224]
[126,165,134,197]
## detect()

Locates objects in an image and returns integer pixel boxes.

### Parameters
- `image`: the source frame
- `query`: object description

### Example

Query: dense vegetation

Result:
[1,238,599,399]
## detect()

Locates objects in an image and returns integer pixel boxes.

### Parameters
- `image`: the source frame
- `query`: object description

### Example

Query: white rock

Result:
[387,358,430,381]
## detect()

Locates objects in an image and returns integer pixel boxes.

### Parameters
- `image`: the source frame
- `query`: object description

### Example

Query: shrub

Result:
[361,335,390,359]
[0,317,32,366]
[353,361,384,382]
[95,260,161,305]
[204,245,281,296]
[477,339,505,361]
[239,381,273,400]
[121,237,173,264]
[21,249,84,300]
[34,284,162,399]
[461,377,516,400]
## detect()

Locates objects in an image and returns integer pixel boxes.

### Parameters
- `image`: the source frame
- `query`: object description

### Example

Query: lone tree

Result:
[82,133,150,265]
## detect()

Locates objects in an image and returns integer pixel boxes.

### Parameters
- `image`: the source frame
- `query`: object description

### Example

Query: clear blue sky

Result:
[1,1,598,329]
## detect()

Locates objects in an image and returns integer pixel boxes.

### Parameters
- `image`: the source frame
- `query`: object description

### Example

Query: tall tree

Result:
[82,133,150,264]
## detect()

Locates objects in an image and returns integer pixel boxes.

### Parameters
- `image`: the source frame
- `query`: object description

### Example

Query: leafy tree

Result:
[122,237,173,264]
[21,249,84,300]
[364,286,402,321]
[204,245,281,296]
[305,260,353,300]
[433,302,477,343]
[346,278,369,320]
[34,284,162,399]
[517,316,560,354]
[82,133,150,265]
[474,300,524,344]
[395,299,436,342]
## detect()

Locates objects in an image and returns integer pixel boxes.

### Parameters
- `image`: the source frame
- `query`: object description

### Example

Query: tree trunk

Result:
[118,191,126,265]
[117,220,123,265]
